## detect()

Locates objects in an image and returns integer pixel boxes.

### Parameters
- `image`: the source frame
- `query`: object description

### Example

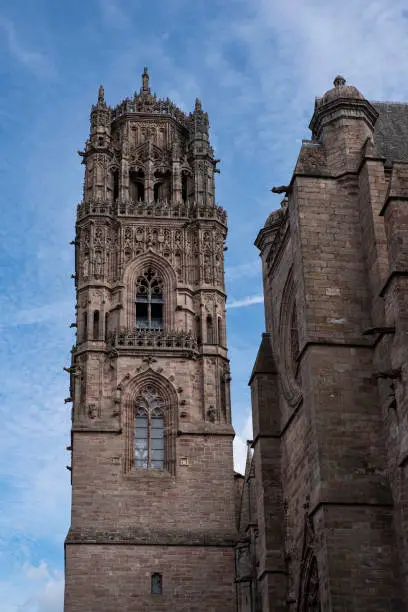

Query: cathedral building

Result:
[236,76,408,611]
[64,69,408,611]
[64,68,236,611]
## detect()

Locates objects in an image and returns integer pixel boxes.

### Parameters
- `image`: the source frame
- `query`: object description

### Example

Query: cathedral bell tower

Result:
[64,68,236,611]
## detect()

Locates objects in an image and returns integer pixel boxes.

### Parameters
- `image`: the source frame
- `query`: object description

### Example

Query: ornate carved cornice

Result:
[111,94,189,129]
[76,199,227,226]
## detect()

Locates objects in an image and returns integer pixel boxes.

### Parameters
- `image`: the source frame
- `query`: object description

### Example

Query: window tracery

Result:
[298,506,321,612]
[134,385,165,469]
[279,269,302,407]
[136,268,164,329]
[290,302,300,378]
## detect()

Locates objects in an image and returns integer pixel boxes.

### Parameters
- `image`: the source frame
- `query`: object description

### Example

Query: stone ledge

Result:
[72,426,122,434]
[65,527,237,547]
[177,422,235,436]
[310,479,393,515]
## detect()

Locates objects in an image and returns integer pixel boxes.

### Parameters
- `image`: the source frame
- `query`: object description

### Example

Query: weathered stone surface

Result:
[65,68,236,611]
[237,77,408,611]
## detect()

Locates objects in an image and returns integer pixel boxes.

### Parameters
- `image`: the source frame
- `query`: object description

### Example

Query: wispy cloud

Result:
[233,411,253,474]
[0,16,53,77]
[98,0,128,28]
[0,300,72,331]
[21,562,64,612]
[226,260,261,281]
[14,301,73,326]
[0,562,64,612]
[202,0,408,167]
[3,1,408,609]
[227,295,264,309]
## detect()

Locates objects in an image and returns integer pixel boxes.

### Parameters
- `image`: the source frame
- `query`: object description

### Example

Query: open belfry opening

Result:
[65,71,408,611]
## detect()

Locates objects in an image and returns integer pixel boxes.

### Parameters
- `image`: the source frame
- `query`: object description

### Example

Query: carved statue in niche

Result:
[174,252,182,281]
[82,256,90,278]
[202,230,211,247]
[83,228,91,250]
[215,254,222,285]
[135,227,144,243]
[235,542,253,581]
[94,226,104,246]
[207,406,216,422]
[204,252,212,283]
[124,227,133,247]
[88,404,99,420]
[94,251,103,278]
[106,227,114,251]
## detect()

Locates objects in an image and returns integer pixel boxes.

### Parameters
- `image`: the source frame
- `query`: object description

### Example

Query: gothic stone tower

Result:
[64,68,236,611]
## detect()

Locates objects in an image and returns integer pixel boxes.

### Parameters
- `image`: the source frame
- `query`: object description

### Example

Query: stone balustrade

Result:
[108,328,199,352]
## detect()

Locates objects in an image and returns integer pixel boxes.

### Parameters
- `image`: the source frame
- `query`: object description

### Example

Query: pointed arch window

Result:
[151,573,163,595]
[93,310,100,340]
[181,172,188,203]
[112,168,119,201]
[129,170,145,201]
[290,302,300,378]
[136,269,164,329]
[302,557,321,612]
[206,315,214,344]
[134,386,165,469]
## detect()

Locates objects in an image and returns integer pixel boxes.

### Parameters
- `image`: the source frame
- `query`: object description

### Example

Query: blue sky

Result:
[2,0,408,609]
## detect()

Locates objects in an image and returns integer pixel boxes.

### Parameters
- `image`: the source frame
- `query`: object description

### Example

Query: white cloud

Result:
[21,567,64,612]
[24,561,50,582]
[0,564,64,612]
[227,295,264,309]
[0,390,71,541]
[35,575,64,612]
[201,0,408,168]
[0,16,52,76]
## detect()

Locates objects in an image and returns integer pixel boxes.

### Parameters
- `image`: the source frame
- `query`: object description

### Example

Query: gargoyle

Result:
[271,185,290,195]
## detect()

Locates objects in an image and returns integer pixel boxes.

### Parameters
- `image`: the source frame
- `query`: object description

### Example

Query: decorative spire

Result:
[194,98,202,112]
[98,84,105,105]
[141,66,150,93]
[333,75,346,88]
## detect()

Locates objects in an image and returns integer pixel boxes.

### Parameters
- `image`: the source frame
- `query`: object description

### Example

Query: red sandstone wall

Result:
[65,545,235,611]
[70,433,236,538]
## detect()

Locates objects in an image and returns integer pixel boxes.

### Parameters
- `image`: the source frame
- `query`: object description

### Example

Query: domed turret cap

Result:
[320,75,364,105]
[310,75,378,140]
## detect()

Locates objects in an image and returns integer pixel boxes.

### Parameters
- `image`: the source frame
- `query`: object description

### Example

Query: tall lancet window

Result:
[134,386,165,469]
[135,269,163,329]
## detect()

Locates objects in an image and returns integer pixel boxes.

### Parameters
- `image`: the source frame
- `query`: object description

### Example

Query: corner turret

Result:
[309,76,378,173]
